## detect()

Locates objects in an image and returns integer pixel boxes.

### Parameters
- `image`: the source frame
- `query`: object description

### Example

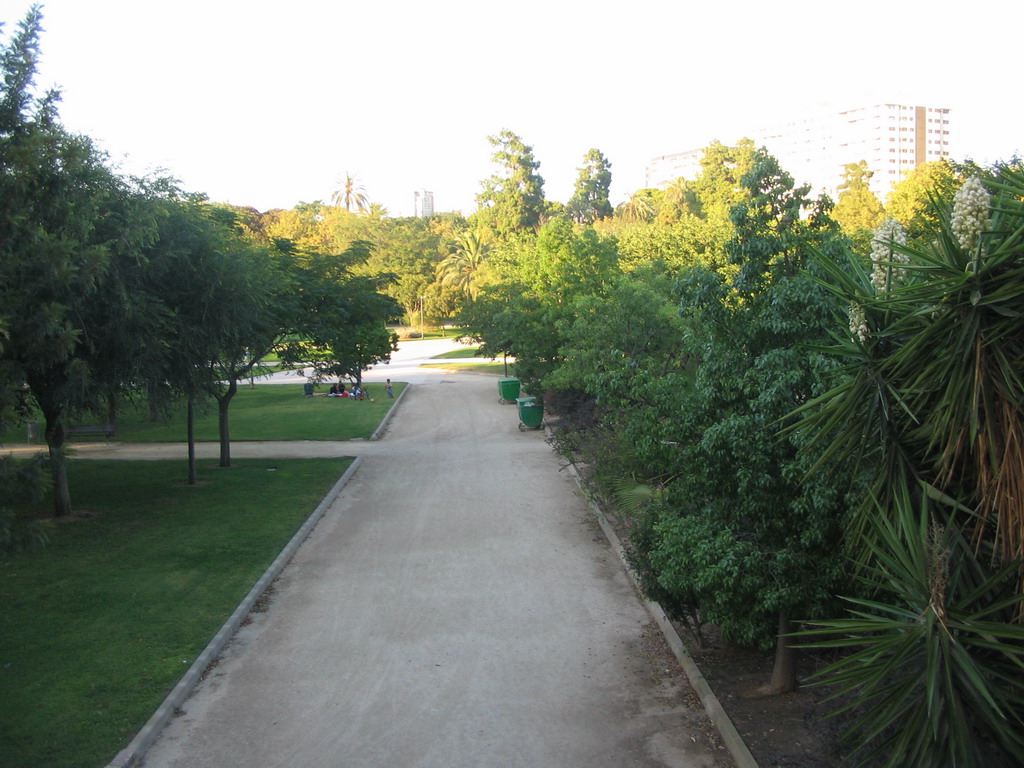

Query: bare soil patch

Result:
[683,626,856,767]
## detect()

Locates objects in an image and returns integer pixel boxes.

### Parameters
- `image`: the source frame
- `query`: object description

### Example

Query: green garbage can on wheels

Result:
[516,396,544,430]
[498,377,520,404]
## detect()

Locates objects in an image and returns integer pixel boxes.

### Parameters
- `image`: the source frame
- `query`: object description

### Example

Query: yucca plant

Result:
[799,491,1024,767]
[798,165,1024,562]
[790,163,1024,765]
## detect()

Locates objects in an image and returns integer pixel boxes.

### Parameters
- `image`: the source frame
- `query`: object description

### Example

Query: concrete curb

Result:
[106,457,364,768]
[560,458,760,768]
[370,381,411,441]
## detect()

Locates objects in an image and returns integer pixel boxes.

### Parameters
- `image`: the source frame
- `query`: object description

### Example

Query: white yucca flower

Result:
[870,218,909,292]
[848,302,869,343]
[950,176,990,252]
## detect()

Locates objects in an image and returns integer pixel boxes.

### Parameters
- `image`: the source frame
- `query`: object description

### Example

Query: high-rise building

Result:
[645,150,704,190]
[646,103,952,203]
[826,104,952,200]
[414,189,434,218]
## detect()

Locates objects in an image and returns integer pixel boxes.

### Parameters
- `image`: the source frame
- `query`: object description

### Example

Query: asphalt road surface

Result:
[120,355,729,767]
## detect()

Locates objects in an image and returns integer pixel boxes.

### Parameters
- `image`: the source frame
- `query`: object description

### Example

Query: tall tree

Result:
[280,241,401,389]
[137,191,227,483]
[885,159,959,241]
[474,129,545,238]
[196,207,298,468]
[331,171,369,213]
[463,218,619,389]
[0,7,153,516]
[662,177,696,212]
[831,160,885,237]
[656,177,700,225]
[641,151,852,693]
[436,229,490,301]
[615,190,656,222]
[566,148,613,224]
[689,139,759,222]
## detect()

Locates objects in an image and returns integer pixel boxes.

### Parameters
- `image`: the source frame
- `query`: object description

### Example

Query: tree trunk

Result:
[186,397,197,486]
[147,382,162,423]
[768,612,798,694]
[43,411,72,518]
[105,393,117,426]
[217,377,237,468]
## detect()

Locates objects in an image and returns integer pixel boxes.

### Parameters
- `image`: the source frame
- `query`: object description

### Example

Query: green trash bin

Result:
[498,377,520,404]
[516,396,544,430]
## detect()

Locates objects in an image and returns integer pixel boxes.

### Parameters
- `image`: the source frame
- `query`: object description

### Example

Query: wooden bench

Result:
[68,424,116,440]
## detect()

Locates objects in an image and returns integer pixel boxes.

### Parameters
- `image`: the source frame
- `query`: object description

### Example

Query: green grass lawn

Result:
[118,382,405,442]
[1,382,407,445]
[420,361,509,375]
[430,346,484,359]
[0,457,352,768]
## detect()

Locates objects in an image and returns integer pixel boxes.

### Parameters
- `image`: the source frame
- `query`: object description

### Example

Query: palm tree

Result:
[436,230,490,301]
[663,176,699,215]
[331,172,369,213]
[616,192,655,222]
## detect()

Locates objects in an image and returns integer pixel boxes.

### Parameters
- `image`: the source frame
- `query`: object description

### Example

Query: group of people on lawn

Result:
[328,381,364,398]
[305,378,394,400]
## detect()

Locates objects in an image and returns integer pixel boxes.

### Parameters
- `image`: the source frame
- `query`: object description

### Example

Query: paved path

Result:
[18,342,731,767]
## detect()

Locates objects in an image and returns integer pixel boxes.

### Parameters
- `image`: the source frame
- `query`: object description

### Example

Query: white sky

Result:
[7,0,1022,216]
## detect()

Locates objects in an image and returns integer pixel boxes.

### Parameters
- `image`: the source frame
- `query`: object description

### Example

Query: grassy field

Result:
[0,457,352,768]
[421,361,509,375]
[430,346,484,359]
[2,381,406,445]
[116,382,405,442]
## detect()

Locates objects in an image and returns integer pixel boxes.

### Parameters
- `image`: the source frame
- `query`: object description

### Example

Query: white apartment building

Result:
[645,149,705,190]
[646,104,952,203]
[414,189,434,218]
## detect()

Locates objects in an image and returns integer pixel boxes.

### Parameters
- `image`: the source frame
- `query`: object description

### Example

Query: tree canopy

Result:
[0,7,157,515]
[473,129,546,239]
[0,7,405,511]
[566,148,613,225]
[885,158,960,241]
[831,160,885,237]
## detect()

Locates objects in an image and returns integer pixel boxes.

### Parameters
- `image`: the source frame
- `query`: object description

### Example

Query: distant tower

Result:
[414,189,434,218]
